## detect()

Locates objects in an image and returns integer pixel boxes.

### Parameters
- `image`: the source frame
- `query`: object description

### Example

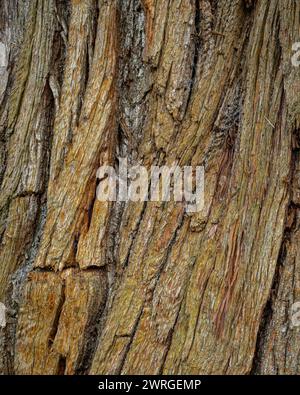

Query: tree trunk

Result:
[0,0,300,375]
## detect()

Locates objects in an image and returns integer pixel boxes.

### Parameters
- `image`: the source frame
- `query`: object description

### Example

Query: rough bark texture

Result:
[0,0,300,375]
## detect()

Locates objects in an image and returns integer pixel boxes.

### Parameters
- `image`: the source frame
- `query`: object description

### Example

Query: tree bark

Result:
[0,0,300,375]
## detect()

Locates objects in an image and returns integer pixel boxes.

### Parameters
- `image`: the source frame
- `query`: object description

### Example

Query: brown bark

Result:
[0,0,300,375]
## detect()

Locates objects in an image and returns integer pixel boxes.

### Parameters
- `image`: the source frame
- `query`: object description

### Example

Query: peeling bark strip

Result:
[0,0,57,301]
[1,0,300,375]
[34,0,117,271]
[15,269,106,374]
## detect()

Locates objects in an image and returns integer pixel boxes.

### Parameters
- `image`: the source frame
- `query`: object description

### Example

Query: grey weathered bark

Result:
[0,0,300,375]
